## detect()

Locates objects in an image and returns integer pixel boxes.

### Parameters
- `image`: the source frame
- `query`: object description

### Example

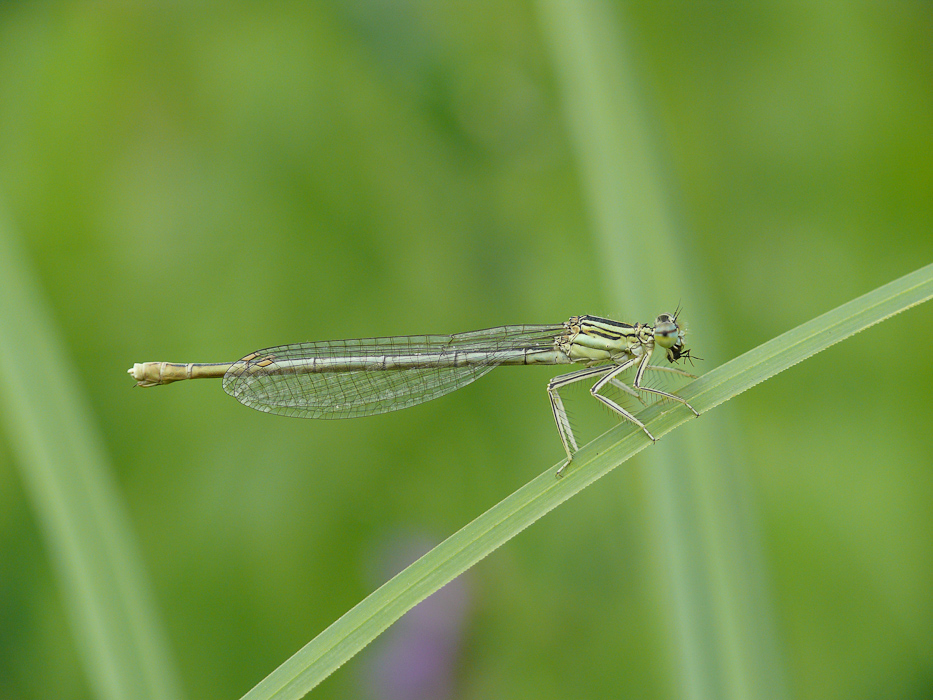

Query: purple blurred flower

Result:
[362,533,471,700]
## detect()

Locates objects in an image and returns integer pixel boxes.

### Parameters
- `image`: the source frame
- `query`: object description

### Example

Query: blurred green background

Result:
[1,2,931,699]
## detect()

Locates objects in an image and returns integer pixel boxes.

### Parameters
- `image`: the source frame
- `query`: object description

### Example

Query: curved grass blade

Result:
[0,214,184,700]
[241,262,933,700]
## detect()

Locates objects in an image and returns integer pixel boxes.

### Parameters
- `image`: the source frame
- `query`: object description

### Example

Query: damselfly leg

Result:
[552,351,698,477]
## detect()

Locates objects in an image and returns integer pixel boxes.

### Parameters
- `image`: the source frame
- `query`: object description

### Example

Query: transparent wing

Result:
[222,324,562,419]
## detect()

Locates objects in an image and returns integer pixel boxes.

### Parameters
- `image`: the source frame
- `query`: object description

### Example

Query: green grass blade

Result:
[534,3,773,696]
[242,261,933,700]
[0,214,184,700]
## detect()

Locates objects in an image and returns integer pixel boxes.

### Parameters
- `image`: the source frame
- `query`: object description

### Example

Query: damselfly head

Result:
[653,313,691,364]
[652,313,682,347]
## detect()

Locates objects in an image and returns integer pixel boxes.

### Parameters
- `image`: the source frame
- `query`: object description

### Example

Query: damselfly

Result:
[128,313,699,475]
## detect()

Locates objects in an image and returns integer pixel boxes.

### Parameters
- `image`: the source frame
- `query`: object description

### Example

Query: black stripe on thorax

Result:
[580,315,635,330]
[584,328,623,340]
